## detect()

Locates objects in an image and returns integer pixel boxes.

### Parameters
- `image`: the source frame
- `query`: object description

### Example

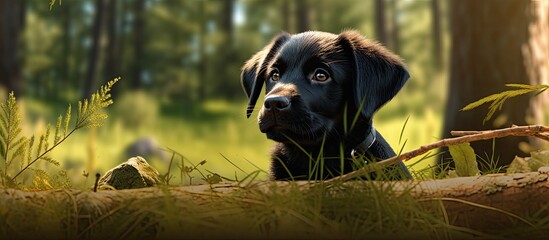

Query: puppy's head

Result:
[241,30,409,145]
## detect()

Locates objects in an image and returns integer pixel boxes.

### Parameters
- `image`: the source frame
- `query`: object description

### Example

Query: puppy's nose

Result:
[264,95,291,111]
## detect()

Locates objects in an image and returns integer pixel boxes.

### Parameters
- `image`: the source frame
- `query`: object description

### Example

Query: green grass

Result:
[19,91,441,186]
[8,91,549,239]
[4,177,548,239]
[0,180,491,239]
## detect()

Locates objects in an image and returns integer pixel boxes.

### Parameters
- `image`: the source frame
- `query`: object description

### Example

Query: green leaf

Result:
[505,83,548,90]
[449,143,480,177]
[461,84,548,125]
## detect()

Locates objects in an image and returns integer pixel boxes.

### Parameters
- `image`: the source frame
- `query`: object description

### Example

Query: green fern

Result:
[461,83,548,124]
[0,77,120,187]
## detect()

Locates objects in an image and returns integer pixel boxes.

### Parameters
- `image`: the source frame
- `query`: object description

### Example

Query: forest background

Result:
[0,0,547,184]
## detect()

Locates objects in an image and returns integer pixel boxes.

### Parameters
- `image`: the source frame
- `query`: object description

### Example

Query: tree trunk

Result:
[282,0,291,33]
[523,1,549,150]
[83,0,107,98]
[0,0,25,96]
[374,0,387,45]
[442,0,549,170]
[198,0,206,100]
[61,1,72,94]
[103,0,120,97]
[131,0,145,89]
[389,0,400,54]
[221,0,234,44]
[295,0,311,32]
[431,0,442,69]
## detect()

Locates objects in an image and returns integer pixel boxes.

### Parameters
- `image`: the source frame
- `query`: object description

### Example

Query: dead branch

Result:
[330,125,549,182]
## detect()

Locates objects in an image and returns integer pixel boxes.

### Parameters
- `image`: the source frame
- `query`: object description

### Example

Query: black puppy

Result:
[241,30,412,180]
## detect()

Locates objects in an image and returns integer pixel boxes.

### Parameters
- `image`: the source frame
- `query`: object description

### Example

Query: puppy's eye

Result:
[312,68,330,82]
[270,70,281,81]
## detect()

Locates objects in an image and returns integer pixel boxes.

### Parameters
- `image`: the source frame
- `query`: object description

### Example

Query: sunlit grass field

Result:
[19,88,442,186]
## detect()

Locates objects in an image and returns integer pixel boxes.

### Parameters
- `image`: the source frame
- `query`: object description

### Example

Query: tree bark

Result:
[0,0,25,96]
[397,171,549,231]
[443,0,549,169]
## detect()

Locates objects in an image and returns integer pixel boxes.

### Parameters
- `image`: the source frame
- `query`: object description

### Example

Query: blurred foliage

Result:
[0,0,451,183]
[10,0,448,106]
[508,150,549,173]
[113,90,159,130]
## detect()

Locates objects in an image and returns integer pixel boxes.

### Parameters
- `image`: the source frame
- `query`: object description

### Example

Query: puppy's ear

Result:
[241,33,291,118]
[337,30,409,120]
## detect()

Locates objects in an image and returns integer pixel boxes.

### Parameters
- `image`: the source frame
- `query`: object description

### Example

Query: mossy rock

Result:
[98,156,161,189]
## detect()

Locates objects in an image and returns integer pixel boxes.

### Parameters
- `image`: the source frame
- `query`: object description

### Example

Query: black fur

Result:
[241,30,411,180]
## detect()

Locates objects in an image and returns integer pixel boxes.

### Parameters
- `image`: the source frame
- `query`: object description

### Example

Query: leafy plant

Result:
[0,77,120,188]
[461,83,548,124]
[448,143,480,177]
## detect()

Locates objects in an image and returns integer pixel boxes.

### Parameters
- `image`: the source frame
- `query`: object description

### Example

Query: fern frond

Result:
[40,156,60,166]
[44,124,51,152]
[54,115,62,145]
[52,169,71,189]
[11,138,27,165]
[26,136,34,165]
[75,77,120,129]
[8,78,120,186]
[64,104,71,137]
[36,134,45,158]
[29,168,54,190]
[461,84,549,124]
[0,137,5,160]
[0,113,6,136]
[0,92,24,184]
[7,136,27,167]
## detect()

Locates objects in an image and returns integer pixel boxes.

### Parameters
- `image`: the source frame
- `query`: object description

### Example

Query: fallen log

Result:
[2,170,549,239]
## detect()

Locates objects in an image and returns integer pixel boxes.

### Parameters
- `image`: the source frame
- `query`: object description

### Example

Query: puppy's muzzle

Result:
[263,95,291,112]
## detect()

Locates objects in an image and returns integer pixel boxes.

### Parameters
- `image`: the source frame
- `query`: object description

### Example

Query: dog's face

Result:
[241,31,409,145]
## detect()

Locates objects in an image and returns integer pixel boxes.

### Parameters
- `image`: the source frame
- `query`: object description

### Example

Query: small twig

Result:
[93,173,100,192]
[329,125,549,182]
[534,133,549,142]
[452,125,549,142]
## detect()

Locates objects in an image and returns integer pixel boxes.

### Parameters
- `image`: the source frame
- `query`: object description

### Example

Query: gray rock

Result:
[98,156,161,189]
[124,137,168,163]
